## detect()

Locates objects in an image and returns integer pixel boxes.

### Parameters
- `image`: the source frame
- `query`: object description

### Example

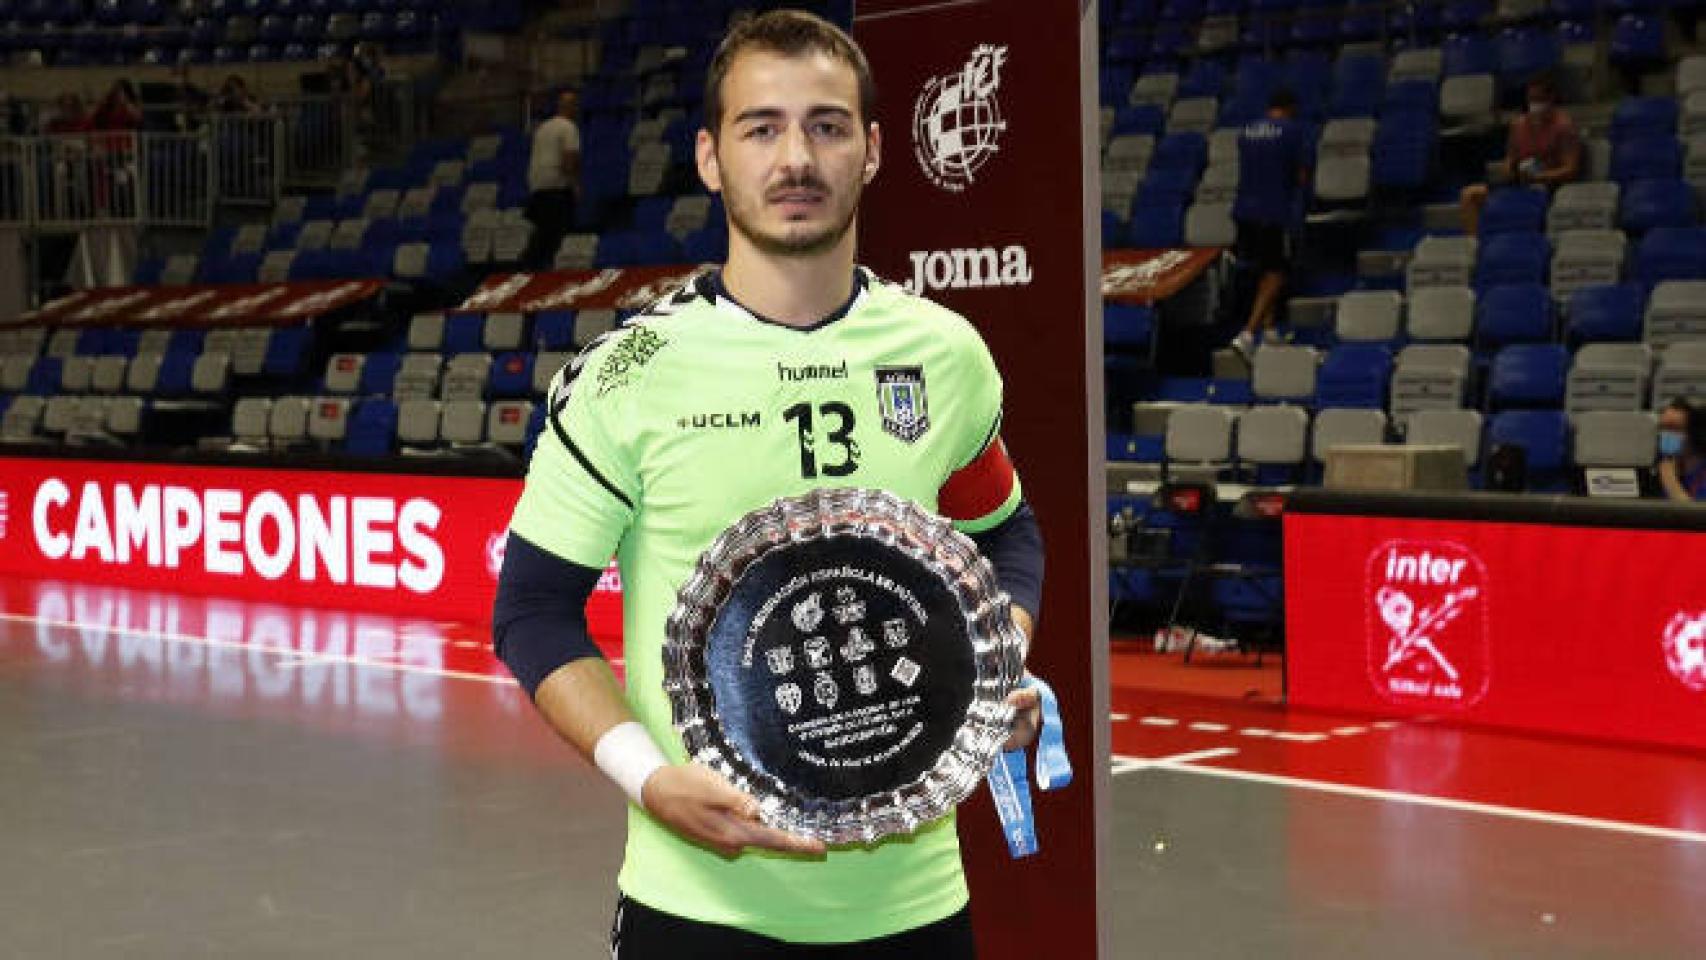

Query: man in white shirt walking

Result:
[524,89,582,270]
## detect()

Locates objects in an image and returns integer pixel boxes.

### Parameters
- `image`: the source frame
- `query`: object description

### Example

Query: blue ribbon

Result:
[987,674,1072,859]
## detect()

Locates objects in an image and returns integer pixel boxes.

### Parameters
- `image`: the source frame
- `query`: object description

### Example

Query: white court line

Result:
[0,612,511,686]
[1240,728,1274,738]
[1144,760,1706,845]
[1112,748,1240,775]
[1332,725,1369,737]
[1188,721,1230,733]
[1139,716,1180,727]
[1270,731,1330,743]
[1110,712,1131,721]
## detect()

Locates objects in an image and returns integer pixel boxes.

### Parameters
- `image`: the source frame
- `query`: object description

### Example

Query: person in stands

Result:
[1459,74,1581,236]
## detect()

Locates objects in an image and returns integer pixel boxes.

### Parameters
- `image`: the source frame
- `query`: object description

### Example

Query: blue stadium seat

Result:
[1442,32,1495,76]
[1635,227,1706,285]
[489,352,533,398]
[208,252,261,284]
[1610,136,1683,184]
[1488,409,1570,487]
[1128,203,1185,248]
[1178,60,1226,98]
[1609,14,1666,71]
[1443,0,1493,29]
[264,326,310,377]
[1479,188,1548,235]
[1476,232,1550,288]
[1621,180,1701,233]
[1329,54,1386,119]
[1495,26,1560,88]
[523,403,548,460]
[157,348,198,396]
[1317,343,1393,408]
[1382,79,1439,118]
[302,193,337,220]
[425,242,465,282]
[533,310,577,350]
[359,351,402,395]
[1372,122,1435,190]
[683,225,727,263]
[134,257,166,286]
[1489,344,1568,409]
[442,313,484,354]
[344,399,398,457]
[1108,432,1165,463]
[1105,302,1156,351]
[1150,132,1208,174]
[1112,104,1166,137]
[27,357,62,394]
[1138,167,1198,208]
[1567,284,1645,342]
[1611,96,1680,142]
[1476,284,1554,347]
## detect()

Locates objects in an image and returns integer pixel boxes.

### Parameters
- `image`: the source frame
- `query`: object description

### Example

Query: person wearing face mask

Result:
[1657,398,1706,503]
[1459,74,1581,236]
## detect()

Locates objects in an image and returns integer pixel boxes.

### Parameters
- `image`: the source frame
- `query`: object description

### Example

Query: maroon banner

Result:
[1103,247,1223,304]
[857,3,1105,956]
[1285,512,1706,751]
[456,265,709,314]
[12,280,385,328]
[0,458,622,639]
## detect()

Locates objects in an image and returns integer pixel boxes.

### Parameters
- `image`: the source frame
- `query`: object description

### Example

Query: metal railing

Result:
[0,103,346,230]
[0,132,214,231]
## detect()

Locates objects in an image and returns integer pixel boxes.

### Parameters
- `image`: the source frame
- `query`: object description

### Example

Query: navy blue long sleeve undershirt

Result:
[491,501,1045,699]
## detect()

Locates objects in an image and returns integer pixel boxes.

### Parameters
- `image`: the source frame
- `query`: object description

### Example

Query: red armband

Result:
[939,436,1017,523]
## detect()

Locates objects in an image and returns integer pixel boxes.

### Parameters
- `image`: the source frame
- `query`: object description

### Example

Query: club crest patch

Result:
[875,366,930,443]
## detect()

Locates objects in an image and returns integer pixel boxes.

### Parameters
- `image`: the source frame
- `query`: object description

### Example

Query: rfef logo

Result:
[1365,540,1490,708]
[912,44,1009,193]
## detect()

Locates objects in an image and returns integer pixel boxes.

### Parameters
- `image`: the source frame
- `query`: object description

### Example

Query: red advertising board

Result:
[1102,248,1224,304]
[0,457,622,639]
[457,265,711,314]
[10,280,384,328]
[1285,511,1706,751]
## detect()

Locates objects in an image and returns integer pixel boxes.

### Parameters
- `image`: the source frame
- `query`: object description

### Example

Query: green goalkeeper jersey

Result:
[507,267,1023,943]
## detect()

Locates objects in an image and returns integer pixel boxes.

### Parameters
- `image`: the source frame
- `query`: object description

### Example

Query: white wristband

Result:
[593,721,670,810]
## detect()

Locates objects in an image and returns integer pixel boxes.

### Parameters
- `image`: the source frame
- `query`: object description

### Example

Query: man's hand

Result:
[1002,684,1043,752]
[640,763,827,859]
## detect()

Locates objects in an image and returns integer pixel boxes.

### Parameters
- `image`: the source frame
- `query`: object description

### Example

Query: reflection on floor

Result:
[4,578,1704,958]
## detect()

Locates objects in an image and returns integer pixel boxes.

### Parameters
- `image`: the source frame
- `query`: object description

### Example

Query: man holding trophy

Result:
[493,10,1047,957]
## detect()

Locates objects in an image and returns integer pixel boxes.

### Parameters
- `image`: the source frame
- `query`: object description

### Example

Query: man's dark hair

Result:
[1526,73,1559,99]
[1268,89,1298,113]
[703,9,876,135]
[1687,402,1706,455]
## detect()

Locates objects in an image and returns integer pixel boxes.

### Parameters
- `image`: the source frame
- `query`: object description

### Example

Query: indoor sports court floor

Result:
[3,577,1703,958]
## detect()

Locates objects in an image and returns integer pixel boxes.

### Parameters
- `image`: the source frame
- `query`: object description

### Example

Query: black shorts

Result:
[1234,219,1290,273]
[609,894,976,960]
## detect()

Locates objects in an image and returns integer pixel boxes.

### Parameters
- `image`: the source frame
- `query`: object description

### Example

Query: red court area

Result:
[1111,638,1706,843]
[6,576,1704,846]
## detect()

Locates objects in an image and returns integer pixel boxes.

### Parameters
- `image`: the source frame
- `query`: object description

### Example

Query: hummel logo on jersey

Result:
[904,245,1033,294]
[777,360,848,382]
[675,411,762,430]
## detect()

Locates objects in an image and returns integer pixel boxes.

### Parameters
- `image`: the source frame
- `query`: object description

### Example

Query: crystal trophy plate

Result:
[662,488,1025,845]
